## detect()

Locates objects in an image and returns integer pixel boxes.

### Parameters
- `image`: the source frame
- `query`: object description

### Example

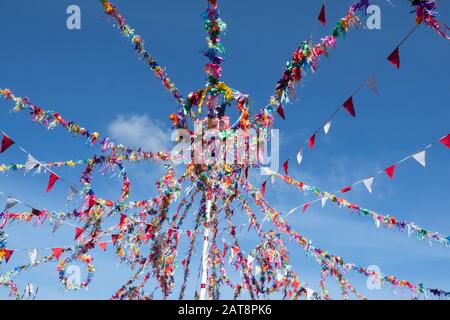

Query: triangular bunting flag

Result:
[412,150,426,167]
[181,258,187,266]
[363,177,374,194]
[341,186,352,193]
[302,203,310,213]
[66,186,80,204]
[343,96,356,118]
[321,197,328,208]
[0,133,14,153]
[46,172,60,192]
[186,230,192,238]
[111,234,119,245]
[255,265,262,275]
[231,245,240,257]
[385,165,397,180]
[98,242,108,251]
[75,227,84,240]
[365,74,378,93]
[52,219,63,233]
[323,121,332,135]
[387,47,400,69]
[4,196,19,211]
[88,195,97,209]
[283,160,289,175]
[119,214,127,227]
[24,154,41,172]
[261,181,267,197]
[277,104,286,120]
[52,248,63,261]
[440,134,450,148]
[296,148,303,165]
[3,249,14,263]
[309,134,316,149]
[28,248,38,265]
[318,3,326,26]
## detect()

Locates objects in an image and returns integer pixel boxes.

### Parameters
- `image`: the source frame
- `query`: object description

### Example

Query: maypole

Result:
[199,196,214,300]
[199,0,225,300]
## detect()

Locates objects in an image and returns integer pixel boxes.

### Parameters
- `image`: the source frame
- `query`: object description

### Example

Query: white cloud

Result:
[108,114,171,151]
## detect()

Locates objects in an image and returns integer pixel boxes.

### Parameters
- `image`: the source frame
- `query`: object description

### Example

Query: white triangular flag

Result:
[375,217,380,228]
[66,186,80,204]
[412,150,426,167]
[24,154,41,173]
[276,273,283,281]
[323,121,332,135]
[52,219,63,233]
[247,255,254,271]
[4,197,19,211]
[306,288,314,300]
[363,177,374,194]
[28,248,38,265]
[365,74,378,94]
[321,196,328,208]
[270,175,276,184]
[255,265,262,275]
[296,148,303,165]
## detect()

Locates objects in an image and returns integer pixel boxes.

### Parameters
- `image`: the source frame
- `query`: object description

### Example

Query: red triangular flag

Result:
[0,134,14,153]
[186,230,192,238]
[302,203,310,213]
[385,165,397,180]
[181,258,187,266]
[318,4,326,26]
[75,227,84,240]
[283,160,289,176]
[119,214,127,227]
[32,208,42,216]
[287,290,293,299]
[309,134,316,149]
[387,47,400,69]
[341,186,352,193]
[52,248,63,261]
[342,97,356,118]
[3,249,14,263]
[111,234,119,245]
[46,172,60,192]
[277,104,286,120]
[440,134,450,148]
[232,245,240,256]
[261,181,267,197]
[87,195,97,210]
[98,242,108,251]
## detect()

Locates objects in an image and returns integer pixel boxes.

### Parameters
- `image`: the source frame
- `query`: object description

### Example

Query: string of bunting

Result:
[258,133,450,247]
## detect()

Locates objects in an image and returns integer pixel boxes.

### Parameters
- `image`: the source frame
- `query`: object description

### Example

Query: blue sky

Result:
[0,0,449,299]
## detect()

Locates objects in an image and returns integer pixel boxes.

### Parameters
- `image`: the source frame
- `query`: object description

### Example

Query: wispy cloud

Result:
[108,114,171,152]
